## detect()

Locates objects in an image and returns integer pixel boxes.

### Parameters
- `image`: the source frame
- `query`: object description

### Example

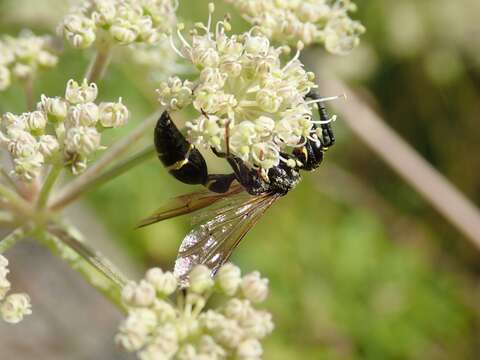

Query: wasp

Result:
[138,91,336,279]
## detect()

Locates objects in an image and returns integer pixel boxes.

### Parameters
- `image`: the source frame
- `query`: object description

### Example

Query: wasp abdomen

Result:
[155,111,208,185]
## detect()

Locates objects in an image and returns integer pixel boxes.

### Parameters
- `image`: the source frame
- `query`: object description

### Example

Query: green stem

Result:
[0,182,32,217]
[0,228,26,254]
[36,228,126,311]
[37,165,62,209]
[46,222,129,287]
[85,43,113,83]
[0,168,19,192]
[49,109,163,212]
[24,75,35,111]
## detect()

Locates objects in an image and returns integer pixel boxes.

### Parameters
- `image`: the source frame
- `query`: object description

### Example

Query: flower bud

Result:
[256,88,282,113]
[188,265,214,294]
[64,126,101,157]
[216,263,241,295]
[152,300,176,323]
[146,268,178,296]
[99,98,129,128]
[1,293,32,324]
[198,335,227,359]
[92,2,116,26]
[116,308,157,351]
[68,103,99,127]
[241,309,274,339]
[40,95,68,120]
[223,298,252,322]
[140,324,179,358]
[2,112,24,130]
[245,36,270,56]
[122,280,156,307]
[70,156,88,175]
[7,130,37,157]
[237,339,263,359]
[38,135,60,159]
[13,153,44,181]
[110,23,138,45]
[62,14,96,49]
[240,271,269,303]
[65,79,98,104]
[26,111,47,135]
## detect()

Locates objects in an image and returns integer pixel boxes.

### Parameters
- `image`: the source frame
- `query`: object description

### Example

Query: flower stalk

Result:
[36,164,62,209]
[85,42,113,83]
[0,228,27,254]
[37,229,126,310]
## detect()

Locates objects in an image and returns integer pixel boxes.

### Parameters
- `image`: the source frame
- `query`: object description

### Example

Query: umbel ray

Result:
[138,91,337,279]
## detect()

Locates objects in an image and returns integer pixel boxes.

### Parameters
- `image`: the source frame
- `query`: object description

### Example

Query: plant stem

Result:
[0,182,32,217]
[85,43,113,83]
[0,168,19,192]
[0,228,26,254]
[23,75,35,111]
[49,108,163,211]
[37,165,62,209]
[46,222,129,288]
[37,229,126,311]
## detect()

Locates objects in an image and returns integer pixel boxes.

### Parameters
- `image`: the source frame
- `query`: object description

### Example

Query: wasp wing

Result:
[136,183,244,228]
[174,193,280,280]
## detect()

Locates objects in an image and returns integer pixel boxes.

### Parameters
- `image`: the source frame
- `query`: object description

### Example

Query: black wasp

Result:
[138,91,336,279]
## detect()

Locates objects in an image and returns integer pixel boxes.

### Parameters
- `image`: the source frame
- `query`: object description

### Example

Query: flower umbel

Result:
[60,0,178,49]
[0,30,58,91]
[224,0,365,54]
[0,79,129,180]
[157,4,338,172]
[116,263,274,359]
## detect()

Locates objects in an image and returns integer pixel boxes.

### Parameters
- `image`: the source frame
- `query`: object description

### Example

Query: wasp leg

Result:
[211,147,229,158]
[293,91,335,171]
[205,174,237,193]
[306,90,336,149]
[155,111,236,193]
[226,157,269,196]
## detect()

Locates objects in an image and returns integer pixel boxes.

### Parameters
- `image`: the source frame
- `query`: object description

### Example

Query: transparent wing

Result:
[174,193,280,280]
[136,183,244,228]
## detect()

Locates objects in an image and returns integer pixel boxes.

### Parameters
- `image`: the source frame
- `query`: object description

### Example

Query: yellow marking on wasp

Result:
[167,144,194,171]
[298,146,308,161]
[167,158,189,171]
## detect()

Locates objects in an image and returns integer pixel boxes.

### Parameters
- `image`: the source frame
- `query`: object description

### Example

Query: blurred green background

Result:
[1,0,480,359]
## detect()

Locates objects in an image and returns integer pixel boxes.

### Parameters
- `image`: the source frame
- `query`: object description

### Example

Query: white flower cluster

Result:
[0,79,129,180]
[224,0,365,55]
[59,0,177,49]
[0,255,32,324]
[0,30,58,91]
[157,4,334,171]
[116,263,273,359]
